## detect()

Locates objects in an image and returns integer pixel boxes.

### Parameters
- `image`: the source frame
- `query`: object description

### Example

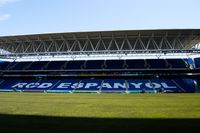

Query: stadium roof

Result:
[0,29,200,57]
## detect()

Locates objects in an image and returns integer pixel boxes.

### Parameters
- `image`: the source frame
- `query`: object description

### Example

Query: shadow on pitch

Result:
[0,114,200,133]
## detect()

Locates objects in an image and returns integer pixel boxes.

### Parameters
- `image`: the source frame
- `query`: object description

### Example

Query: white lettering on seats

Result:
[161,83,177,88]
[114,83,126,88]
[26,83,40,88]
[130,83,143,88]
[145,83,161,89]
[85,83,98,88]
[57,83,71,88]
[11,83,27,88]
[101,83,112,88]
[38,83,53,88]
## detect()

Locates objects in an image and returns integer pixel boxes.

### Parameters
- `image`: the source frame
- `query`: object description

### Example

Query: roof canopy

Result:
[0,29,200,56]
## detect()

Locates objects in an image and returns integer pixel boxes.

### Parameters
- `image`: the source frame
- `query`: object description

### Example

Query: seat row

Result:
[0,78,195,93]
[0,59,190,71]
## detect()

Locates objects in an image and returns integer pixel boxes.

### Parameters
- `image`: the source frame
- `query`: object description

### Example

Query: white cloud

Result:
[0,14,11,21]
[0,0,20,21]
[0,0,19,5]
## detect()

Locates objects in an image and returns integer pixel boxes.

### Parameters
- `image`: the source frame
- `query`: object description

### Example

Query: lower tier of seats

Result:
[0,78,197,93]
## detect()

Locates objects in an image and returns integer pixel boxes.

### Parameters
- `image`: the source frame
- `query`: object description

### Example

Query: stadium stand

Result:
[85,60,105,69]
[27,61,49,70]
[48,79,79,92]
[0,78,196,93]
[101,79,127,92]
[75,79,102,92]
[146,59,168,69]
[65,60,86,70]
[0,61,10,70]
[44,61,66,70]
[166,59,188,69]
[9,62,31,70]
[0,29,200,93]
[126,59,146,69]
[106,60,125,69]
[194,58,200,68]
[0,59,192,71]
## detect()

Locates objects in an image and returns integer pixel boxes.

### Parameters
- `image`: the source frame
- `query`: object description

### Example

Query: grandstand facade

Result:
[0,29,200,93]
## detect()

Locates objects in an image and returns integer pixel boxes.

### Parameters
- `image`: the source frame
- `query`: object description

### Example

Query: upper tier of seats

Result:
[194,58,200,68]
[0,59,190,71]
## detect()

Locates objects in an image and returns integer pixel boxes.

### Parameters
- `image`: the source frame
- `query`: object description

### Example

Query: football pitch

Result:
[0,92,200,133]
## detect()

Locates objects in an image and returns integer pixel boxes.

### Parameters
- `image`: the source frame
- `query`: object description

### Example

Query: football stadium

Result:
[0,29,200,133]
[0,29,200,93]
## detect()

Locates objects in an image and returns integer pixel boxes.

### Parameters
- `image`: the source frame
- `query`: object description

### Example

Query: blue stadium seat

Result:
[149,79,183,92]
[101,79,126,92]
[0,61,11,70]
[127,79,195,93]
[0,79,4,88]
[106,60,125,69]
[27,61,49,70]
[0,79,20,91]
[9,62,31,70]
[194,58,200,68]
[0,78,197,93]
[0,58,192,71]
[127,79,152,93]
[166,59,188,68]
[3,79,58,91]
[126,59,145,69]
[50,79,80,92]
[4,62,18,70]
[85,60,104,69]
[171,79,195,92]
[75,79,101,91]
[23,79,58,91]
[45,61,66,70]
[65,61,85,70]
[146,59,168,69]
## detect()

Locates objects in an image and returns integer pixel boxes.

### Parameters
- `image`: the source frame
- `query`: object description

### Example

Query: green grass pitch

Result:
[0,92,200,133]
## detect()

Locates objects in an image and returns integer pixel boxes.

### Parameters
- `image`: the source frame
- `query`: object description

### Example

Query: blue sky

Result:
[0,0,200,36]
